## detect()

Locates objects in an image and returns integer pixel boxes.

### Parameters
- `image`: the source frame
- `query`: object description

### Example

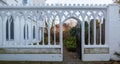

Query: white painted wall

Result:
[108,4,120,60]
[19,16,22,45]
[15,15,41,45]
[0,4,120,61]
[3,16,8,45]
[14,16,20,45]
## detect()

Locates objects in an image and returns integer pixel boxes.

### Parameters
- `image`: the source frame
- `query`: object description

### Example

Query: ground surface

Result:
[0,46,120,64]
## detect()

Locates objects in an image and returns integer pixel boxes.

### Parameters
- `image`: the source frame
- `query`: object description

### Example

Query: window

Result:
[6,16,14,40]
[10,19,14,39]
[24,24,29,40]
[33,26,35,39]
[27,24,29,39]
[24,25,26,39]
[6,20,9,40]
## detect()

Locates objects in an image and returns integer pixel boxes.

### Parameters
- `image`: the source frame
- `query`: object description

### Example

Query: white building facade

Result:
[0,0,120,62]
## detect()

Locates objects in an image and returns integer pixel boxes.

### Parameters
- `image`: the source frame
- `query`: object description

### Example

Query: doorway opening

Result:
[62,17,82,60]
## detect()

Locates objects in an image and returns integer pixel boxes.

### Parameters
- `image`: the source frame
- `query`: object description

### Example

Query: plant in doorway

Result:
[64,27,76,52]
[64,36,76,52]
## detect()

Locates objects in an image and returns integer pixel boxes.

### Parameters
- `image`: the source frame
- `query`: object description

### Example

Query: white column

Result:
[14,15,18,45]
[36,24,39,45]
[42,19,45,45]
[99,17,102,45]
[93,18,96,45]
[0,16,2,45]
[88,17,91,45]
[20,16,24,45]
[82,19,85,54]
[54,19,56,45]
[30,17,32,45]
[24,16,27,45]
[22,15,26,45]
[19,16,22,45]
[60,19,63,54]
[107,4,120,60]
[3,15,7,46]
[48,18,51,45]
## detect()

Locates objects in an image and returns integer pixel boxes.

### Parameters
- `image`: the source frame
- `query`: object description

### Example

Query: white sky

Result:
[46,0,113,4]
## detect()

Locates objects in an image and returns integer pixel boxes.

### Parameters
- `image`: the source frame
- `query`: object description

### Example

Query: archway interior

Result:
[62,17,82,59]
[62,16,105,60]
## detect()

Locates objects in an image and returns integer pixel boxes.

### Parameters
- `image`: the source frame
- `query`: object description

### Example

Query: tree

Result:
[113,0,120,4]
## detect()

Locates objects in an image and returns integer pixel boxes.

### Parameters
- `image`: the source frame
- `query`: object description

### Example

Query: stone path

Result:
[63,46,80,61]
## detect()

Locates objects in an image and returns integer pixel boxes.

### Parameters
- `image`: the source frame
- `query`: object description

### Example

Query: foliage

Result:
[85,21,88,45]
[64,36,76,52]
[69,27,76,37]
[44,36,48,45]
[114,0,120,13]
[64,27,77,51]
[64,22,89,51]
[114,0,120,4]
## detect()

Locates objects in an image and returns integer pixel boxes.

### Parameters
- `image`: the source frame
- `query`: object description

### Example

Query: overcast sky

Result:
[46,0,113,4]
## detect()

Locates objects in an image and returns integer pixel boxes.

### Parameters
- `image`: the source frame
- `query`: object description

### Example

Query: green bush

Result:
[63,27,77,52]
[64,21,91,52]
[69,27,76,37]
[64,36,76,52]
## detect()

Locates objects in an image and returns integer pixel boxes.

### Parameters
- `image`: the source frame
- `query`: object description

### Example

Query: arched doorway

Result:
[62,17,82,60]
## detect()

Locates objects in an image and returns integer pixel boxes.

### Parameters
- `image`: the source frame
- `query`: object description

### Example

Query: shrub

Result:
[64,36,76,52]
